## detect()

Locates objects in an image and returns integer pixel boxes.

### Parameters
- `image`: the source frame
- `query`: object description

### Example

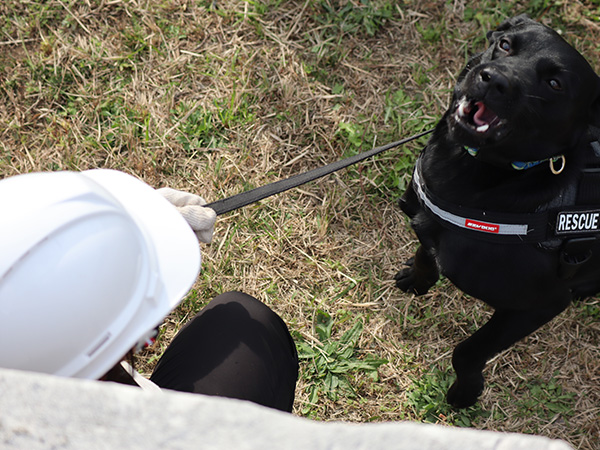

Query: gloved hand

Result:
[157,187,217,243]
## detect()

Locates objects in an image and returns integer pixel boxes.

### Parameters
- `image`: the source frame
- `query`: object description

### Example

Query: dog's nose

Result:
[479,67,510,95]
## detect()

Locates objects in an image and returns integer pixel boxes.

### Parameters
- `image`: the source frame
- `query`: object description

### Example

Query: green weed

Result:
[173,92,255,154]
[306,0,396,67]
[580,300,600,321]
[514,373,576,425]
[335,87,434,196]
[416,21,445,44]
[405,366,490,427]
[316,0,394,38]
[175,104,227,152]
[338,121,366,149]
[297,309,388,416]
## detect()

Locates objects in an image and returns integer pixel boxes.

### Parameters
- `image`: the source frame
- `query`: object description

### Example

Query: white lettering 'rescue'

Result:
[556,211,600,234]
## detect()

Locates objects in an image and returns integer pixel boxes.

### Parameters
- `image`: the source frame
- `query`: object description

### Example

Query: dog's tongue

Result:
[473,101,498,126]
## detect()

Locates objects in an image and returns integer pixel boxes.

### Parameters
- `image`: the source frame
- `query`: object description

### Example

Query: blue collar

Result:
[465,147,565,173]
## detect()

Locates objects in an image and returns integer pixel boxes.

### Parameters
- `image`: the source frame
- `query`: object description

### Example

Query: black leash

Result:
[205,129,433,215]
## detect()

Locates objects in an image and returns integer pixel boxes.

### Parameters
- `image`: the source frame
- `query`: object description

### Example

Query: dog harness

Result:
[413,137,600,245]
[413,133,600,278]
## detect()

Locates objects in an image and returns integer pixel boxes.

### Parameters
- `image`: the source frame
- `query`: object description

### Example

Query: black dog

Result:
[396,15,600,408]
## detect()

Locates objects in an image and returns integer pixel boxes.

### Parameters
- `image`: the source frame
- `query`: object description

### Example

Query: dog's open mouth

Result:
[454,97,505,137]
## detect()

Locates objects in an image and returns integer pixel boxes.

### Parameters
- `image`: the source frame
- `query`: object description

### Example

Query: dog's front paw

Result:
[394,267,431,296]
[446,374,484,409]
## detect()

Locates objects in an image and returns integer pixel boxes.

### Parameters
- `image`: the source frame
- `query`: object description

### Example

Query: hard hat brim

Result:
[81,169,201,316]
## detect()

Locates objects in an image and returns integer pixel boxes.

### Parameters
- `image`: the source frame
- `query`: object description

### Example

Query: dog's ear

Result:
[495,14,532,31]
[486,14,534,43]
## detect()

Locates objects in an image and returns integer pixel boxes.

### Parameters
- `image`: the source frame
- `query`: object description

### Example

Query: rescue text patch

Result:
[556,210,600,235]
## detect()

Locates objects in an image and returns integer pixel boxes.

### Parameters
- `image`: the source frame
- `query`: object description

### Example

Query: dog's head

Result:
[447,15,600,166]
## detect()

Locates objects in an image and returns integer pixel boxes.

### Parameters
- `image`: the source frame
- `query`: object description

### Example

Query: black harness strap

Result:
[557,135,600,279]
[574,140,600,205]
[413,159,552,244]
[554,134,600,238]
[415,134,600,246]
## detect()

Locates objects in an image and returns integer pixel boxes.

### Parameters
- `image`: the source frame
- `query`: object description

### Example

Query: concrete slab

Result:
[0,367,573,449]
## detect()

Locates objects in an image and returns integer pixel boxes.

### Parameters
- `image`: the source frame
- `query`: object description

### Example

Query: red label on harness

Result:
[464,219,499,233]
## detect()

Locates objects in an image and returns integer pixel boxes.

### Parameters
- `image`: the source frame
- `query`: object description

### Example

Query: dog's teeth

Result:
[458,100,470,118]
[477,124,489,133]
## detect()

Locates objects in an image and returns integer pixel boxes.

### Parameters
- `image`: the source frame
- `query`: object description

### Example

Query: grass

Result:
[405,365,490,427]
[1,0,599,448]
[297,309,388,417]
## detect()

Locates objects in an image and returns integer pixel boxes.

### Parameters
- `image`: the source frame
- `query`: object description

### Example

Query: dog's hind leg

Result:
[394,245,439,295]
[447,298,571,408]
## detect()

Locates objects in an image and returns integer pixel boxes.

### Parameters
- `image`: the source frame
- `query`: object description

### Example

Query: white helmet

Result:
[0,169,201,379]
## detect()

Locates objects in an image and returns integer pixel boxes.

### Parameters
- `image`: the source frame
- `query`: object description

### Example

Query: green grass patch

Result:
[513,373,577,425]
[297,309,388,416]
[405,366,491,427]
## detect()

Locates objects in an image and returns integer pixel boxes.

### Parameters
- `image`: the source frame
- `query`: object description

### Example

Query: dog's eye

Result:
[498,38,511,53]
[548,79,563,91]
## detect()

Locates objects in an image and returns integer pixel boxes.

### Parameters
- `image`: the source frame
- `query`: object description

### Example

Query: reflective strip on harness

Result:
[413,163,530,237]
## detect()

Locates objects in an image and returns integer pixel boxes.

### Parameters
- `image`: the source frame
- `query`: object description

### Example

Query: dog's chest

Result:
[431,228,561,306]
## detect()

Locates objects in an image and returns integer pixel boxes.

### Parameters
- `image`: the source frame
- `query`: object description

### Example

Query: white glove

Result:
[157,187,217,243]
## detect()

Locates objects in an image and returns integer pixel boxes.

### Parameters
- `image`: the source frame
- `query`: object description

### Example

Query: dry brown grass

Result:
[1,0,599,448]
